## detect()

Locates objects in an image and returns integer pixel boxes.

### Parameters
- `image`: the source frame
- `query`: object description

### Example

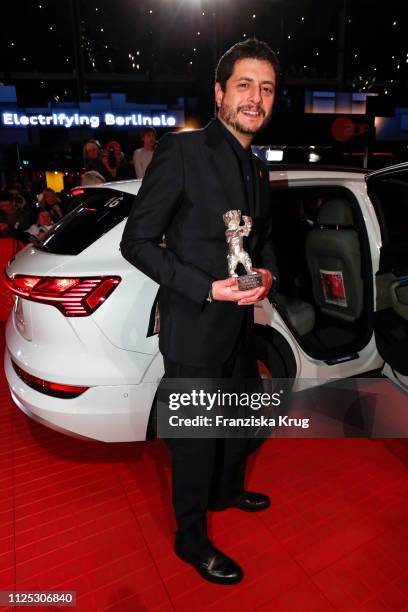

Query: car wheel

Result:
[254,324,297,380]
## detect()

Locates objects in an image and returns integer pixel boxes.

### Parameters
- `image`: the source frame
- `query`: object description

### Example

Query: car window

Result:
[367,170,408,246]
[37,189,134,255]
[270,185,357,294]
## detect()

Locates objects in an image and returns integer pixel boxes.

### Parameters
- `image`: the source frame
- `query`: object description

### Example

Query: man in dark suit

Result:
[121,39,279,585]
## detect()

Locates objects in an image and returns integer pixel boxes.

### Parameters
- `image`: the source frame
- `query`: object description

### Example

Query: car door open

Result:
[366,163,408,386]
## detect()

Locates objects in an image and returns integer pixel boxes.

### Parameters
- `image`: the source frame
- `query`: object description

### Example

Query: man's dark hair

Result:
[140,126,157,138]
[215,39,280,91]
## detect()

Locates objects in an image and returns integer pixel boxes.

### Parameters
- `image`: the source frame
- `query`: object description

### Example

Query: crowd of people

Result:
[0,127,158,243]
[82,126,157,183]
[0,185,63,242]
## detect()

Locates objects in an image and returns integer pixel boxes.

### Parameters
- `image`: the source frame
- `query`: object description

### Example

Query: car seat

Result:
[305,197,363,323]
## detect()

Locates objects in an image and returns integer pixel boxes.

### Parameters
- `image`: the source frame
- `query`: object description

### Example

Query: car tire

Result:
[254,324,297,380]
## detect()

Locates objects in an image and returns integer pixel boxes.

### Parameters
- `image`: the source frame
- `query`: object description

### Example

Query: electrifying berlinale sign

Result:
[1,111,183,129]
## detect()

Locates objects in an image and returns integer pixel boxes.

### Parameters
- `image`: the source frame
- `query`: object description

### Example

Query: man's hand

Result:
[211,269,274,306]
[236,268,274,306]
[211,277,263,303]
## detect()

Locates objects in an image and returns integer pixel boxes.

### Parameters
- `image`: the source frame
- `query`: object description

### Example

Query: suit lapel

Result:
[247,155,264,252]
[204,120,269,256]
[251,155,261,219]
[205,120,247,216]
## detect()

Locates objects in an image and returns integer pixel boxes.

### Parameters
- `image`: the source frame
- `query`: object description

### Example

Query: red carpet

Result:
[2,322,408,611]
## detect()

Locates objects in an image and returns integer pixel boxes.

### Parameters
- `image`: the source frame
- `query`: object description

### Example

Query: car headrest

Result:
[316,198,354,227]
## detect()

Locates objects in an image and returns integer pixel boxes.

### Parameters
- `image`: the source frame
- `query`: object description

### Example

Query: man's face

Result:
[215,58,276,139]
[143,132,156,150]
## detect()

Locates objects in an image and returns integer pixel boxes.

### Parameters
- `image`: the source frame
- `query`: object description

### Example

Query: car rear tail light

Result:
[4,274,121,317]
[12,359,89,398]
[71,188,85,197]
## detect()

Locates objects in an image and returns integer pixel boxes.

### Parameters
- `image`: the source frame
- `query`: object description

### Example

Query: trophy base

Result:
[237,273,262,291]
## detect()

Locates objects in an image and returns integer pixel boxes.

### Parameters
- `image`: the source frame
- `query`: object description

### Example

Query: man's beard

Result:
[219,102,268,136]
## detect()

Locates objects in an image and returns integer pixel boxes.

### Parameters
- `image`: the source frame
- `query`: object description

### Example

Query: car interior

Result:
[367,172,408,376]
[270,185,374,362]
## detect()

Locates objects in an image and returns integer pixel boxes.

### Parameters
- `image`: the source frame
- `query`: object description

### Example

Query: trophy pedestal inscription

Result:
[237,273,262,291]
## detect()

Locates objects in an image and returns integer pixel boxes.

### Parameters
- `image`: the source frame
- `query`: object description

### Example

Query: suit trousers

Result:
[162,312,260,554]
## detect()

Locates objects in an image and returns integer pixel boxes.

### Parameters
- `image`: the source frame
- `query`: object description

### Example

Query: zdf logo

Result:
[331,116,370,142]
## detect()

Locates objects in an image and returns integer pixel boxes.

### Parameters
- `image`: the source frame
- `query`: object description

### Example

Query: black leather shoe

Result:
[232,491,271,512]
[175,539,243,585]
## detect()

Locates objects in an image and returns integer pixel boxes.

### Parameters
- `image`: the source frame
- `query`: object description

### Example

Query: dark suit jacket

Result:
[120,119,279,367]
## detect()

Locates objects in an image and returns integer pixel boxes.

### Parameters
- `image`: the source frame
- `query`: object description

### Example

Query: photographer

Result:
[102,141,134,181]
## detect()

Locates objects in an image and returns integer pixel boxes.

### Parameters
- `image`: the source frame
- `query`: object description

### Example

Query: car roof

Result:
[267,164,369,174]
[82,179,142,195]
[269,165,367,183]
[81,165,368,196]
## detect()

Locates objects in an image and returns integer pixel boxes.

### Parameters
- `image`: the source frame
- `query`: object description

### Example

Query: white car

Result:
[4,163,408,441]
